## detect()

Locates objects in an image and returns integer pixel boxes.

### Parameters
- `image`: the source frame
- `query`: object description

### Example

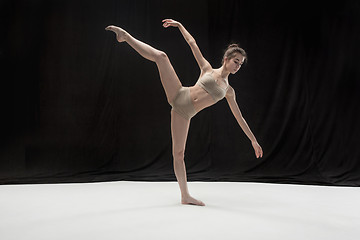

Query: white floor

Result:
[0,181,359,240]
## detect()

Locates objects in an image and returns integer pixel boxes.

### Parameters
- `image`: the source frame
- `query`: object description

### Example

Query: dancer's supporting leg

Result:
[171,110,205,206]
[105,26,205,206]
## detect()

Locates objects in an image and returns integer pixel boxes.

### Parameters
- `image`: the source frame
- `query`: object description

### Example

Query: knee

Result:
[173,149,185,161]
[155,51,168,62]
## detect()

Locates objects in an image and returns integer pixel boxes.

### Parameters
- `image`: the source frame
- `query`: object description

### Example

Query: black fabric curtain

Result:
[1,0,359,186]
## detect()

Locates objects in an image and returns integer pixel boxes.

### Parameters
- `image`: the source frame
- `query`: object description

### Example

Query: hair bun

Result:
[222,43,247,65]
[228,43,240,49]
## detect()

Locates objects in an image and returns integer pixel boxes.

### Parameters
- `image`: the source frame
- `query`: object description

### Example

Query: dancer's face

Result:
[225,53,245,74]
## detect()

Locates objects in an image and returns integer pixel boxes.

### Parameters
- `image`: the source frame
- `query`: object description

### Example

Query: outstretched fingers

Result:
[252,141,263,158]
[257,147,263,158]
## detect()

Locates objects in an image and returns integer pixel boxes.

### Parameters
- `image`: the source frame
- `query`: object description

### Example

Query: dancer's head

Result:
[222,44,247,74]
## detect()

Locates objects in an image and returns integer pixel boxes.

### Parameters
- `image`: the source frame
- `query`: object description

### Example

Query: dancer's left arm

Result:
[225,86,263,158]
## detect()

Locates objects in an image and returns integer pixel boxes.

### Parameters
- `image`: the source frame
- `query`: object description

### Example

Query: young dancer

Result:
[105,19,263,206]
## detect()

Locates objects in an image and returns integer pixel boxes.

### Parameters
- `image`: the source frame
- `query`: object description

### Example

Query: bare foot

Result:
[105,25,128,42]
[181,195,205,206]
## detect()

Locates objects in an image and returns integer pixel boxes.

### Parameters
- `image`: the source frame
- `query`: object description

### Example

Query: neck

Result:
[215,65,230,79]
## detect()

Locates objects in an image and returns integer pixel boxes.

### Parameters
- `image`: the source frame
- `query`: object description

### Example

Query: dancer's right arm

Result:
[162,19,212,73]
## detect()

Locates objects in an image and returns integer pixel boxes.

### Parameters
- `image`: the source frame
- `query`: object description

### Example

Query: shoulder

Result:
[200,66,214,77]
[225,85,235,98]
[200,61,213,74]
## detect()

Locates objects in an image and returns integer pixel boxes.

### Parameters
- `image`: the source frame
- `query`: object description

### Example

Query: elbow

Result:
[188,39,196,45]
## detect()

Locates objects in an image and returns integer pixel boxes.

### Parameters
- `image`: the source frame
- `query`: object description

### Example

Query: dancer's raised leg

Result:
[105,25,181,103]
[171,110,205,206]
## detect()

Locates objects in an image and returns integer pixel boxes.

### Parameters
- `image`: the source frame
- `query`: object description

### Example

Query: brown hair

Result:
[221,43,247,65]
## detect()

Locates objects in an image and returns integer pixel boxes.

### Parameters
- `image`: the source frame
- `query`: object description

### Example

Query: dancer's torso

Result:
[189,71,230,113]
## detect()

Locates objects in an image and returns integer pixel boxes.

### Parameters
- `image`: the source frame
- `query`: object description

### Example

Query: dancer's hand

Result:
[252,141,263,159]
[162,19,180,28]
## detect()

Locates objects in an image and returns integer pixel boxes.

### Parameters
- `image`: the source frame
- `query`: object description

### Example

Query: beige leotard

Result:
[195,72,229,102]
[170,72,229,120]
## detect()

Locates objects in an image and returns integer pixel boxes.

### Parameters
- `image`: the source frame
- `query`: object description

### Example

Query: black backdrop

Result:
[1,0,359,186]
